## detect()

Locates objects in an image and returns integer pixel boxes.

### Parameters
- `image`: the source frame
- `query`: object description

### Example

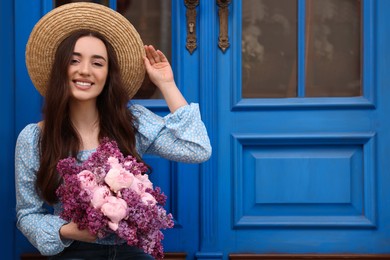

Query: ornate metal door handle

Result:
[217,0,231,52]
[185,0,199,54]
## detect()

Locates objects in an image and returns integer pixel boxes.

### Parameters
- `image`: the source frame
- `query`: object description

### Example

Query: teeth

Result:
[76,81,92,86]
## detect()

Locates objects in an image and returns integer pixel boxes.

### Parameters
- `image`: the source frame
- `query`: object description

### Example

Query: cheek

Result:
[67,66,76,79]
[67,69,71,79]
[100,70,109,85]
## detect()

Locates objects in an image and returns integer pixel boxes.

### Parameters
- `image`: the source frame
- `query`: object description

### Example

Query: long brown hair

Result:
[36,29,147,204]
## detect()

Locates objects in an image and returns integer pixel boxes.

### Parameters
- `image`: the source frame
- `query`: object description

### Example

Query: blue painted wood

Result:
[232,97,376,111]
[374,0,390,253]
[197,0,221,258]
[13,1,46,258]
[108,0,116,10]
[146,1,201,258]
[362,0,375,104]
[14,0,43,134]
[195,252,224,260]
[42,0,53,15]
[0,1,16,259]
[231,133,376,229]
[215,0,390,257]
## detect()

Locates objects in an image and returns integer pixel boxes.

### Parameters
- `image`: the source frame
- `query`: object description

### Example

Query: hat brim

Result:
[26,2,145,99]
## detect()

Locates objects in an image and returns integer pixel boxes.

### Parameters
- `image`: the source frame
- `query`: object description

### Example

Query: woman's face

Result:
[68,36,108,102]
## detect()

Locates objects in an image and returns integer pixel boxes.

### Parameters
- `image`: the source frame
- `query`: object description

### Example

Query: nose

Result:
[79,61,91,76]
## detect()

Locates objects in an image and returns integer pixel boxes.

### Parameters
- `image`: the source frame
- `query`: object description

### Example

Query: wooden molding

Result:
[20,254,46,260]
[163,252,187,260]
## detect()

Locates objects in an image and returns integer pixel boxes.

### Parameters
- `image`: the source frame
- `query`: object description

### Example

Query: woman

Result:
[15,3,211,259]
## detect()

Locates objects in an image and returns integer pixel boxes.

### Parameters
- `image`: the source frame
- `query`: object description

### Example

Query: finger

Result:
[146,45,161,63]
[156,50,168,63]
[144,45,156,65]
[143,56,152,71]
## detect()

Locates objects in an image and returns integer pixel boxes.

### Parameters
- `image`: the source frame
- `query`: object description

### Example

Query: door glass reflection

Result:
[242,0,298,98]
[241,0,361,99]
[118,0,171,99]
[305,0,361,97]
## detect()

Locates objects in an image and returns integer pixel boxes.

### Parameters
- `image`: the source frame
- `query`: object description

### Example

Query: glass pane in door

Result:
[242,0,297,98]
[305,0,361,97]
[118,0,171,99]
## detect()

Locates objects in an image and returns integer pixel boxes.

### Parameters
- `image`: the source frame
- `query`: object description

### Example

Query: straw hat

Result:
[26,2,145,99]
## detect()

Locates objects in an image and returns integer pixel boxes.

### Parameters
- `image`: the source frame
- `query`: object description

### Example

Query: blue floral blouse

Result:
[15,103,211,256]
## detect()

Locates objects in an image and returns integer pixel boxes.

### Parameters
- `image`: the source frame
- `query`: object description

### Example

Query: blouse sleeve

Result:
[15,124,72,256]
[131,103,212,163]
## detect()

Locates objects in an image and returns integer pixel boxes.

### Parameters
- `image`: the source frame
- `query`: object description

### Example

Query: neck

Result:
[69,99,99,132]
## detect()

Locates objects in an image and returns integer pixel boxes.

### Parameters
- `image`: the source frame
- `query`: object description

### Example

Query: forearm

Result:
[60,221,97,242]
[157,81,188,113]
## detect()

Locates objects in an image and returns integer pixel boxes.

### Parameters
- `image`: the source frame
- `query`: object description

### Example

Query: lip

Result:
[72,79,94,90]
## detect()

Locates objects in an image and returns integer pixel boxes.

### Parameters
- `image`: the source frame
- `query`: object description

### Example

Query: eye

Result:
[93,62,104,67]
[70,59,80,65]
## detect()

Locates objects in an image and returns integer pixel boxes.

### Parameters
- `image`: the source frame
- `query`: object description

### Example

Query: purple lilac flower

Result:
[56,138,174,260]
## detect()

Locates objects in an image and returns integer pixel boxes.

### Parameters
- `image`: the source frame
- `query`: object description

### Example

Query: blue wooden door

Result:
[195,0,390,259]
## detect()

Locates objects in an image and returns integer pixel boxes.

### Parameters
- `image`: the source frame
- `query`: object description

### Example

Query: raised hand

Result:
[143,45,175,88]
[143,45,187,113]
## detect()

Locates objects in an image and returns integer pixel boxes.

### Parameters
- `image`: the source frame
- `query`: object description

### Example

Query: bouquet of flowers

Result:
[56,138,174,259]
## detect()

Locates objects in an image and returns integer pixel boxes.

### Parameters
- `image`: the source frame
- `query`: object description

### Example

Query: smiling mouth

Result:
[75,81,92,86]
[73,81,93,89]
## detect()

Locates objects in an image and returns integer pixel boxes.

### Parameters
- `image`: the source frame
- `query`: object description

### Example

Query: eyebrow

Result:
[72,52,107,62]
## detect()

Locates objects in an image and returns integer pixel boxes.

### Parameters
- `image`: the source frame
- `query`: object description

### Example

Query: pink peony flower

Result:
[108,221,119,231]
[129,176,144,194]
[107,156,121,169]
[101,196,128,231]
[91,185,111,209]
[140,192,157,205]
[136,174,153,191]
[105,168,134,192]
[77,170,98,192]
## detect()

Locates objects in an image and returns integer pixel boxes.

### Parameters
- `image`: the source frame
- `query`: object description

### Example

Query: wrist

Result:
[156,81,176,91]
[59,223,70,240]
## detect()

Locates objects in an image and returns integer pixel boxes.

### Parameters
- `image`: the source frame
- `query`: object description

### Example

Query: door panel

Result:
[208,0,390,258]
[231,133,375,228]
